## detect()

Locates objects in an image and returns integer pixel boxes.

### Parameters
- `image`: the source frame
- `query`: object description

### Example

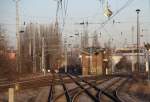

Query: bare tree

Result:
[20,22,62,74]
[115,56,132,73]
[0,25,17,81]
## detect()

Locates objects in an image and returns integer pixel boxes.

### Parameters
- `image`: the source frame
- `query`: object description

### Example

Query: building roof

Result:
[81,47,104,55]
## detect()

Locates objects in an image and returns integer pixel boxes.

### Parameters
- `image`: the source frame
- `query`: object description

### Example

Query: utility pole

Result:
[33,24,36,73]
[42,36,45,75]
[64,38,67,73]
[131,26,135,72]
[90,47,93,74]
[14,0,21,73]
[136,9,141,72]
[79,21,89,48]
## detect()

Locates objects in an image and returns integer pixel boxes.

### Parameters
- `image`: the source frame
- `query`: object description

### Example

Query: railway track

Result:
[47,73,134,102]
[47,74,54,102]
[98,77,127,102]
[115,78,141,102]
[71,78,110,102]
[71,75,124,102]
[49,73,103,102]
[53,79,100,102]
[0,75,53,92]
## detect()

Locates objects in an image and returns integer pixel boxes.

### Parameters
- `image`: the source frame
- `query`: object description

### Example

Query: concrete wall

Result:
[82,52,103,76]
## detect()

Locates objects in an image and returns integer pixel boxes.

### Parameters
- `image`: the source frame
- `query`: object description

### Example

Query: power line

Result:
[96,0,135,31]
[62,0,69,28]
[54,0,69,32]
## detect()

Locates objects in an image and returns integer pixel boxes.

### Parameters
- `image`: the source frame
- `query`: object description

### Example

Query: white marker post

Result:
[146,50,150,80]
[9,88,14,102]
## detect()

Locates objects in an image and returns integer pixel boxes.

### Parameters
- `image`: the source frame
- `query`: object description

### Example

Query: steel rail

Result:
[115,78,131,102]
[47,74,55,102]
[66,73,100,102]
[73,74,122,102]
[59,74,72,102]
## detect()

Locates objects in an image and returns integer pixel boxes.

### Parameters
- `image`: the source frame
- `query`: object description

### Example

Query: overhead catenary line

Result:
[62,0,69,28]
[99,0,105,7]
[54,0,69,32]
[96,0,135,31]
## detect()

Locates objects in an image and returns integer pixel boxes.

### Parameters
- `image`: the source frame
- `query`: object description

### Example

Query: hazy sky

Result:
[0,0,150,47]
